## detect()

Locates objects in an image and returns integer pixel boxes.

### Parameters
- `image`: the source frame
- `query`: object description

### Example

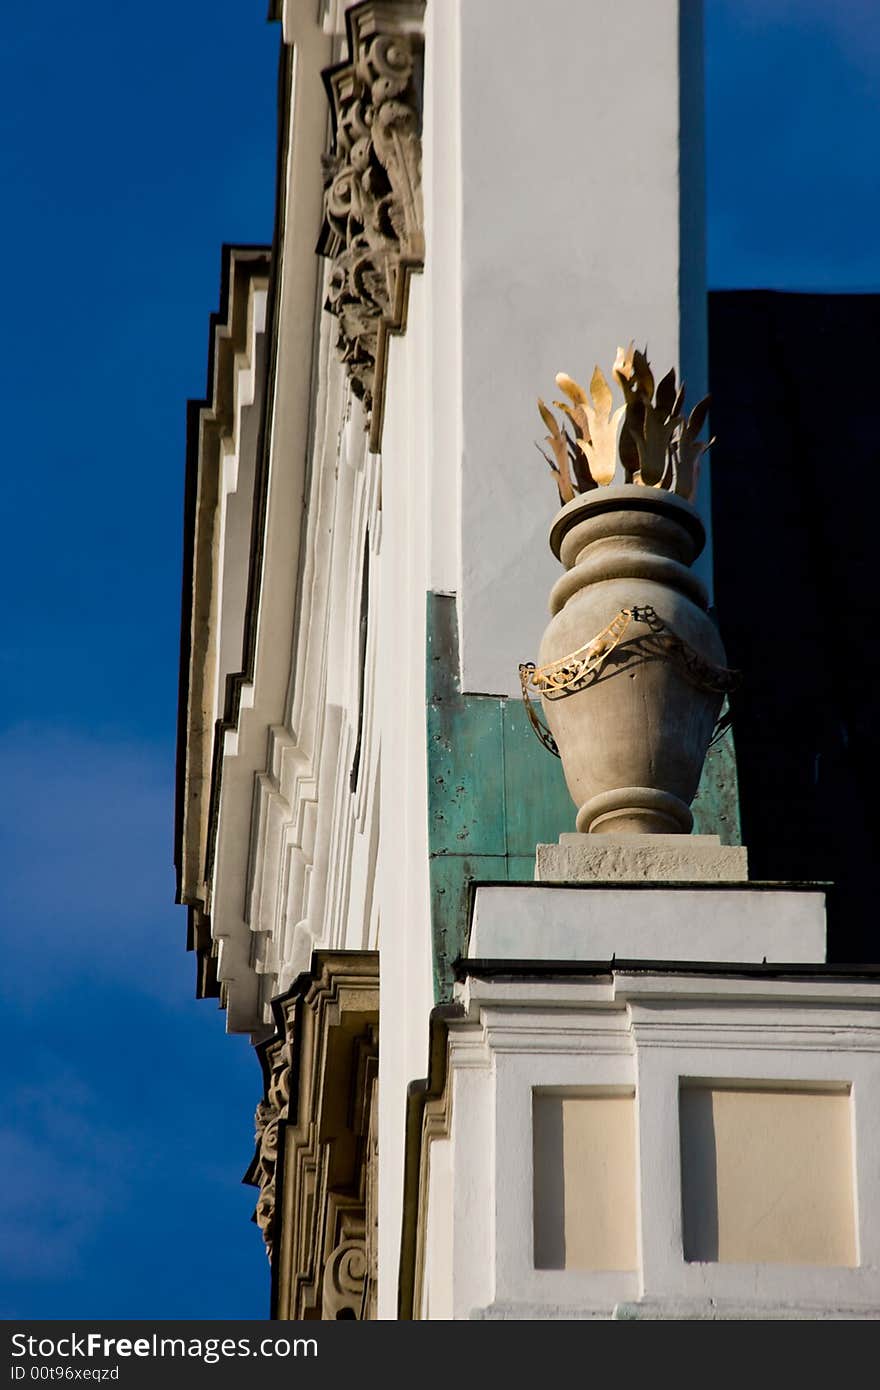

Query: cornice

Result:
[175,243,272,997]
[177,26,319,1014]
[184,22,338,1027]
[200,36,295,909]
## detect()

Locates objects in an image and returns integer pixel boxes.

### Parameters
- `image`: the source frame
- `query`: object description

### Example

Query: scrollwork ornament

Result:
[250,1037,291,1260]
[318,2,425,445]
[322,1237,368,1319]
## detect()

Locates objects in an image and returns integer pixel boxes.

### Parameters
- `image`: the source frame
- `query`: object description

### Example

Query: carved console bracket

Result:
[245,950,379,1319]
[317,0,425,451]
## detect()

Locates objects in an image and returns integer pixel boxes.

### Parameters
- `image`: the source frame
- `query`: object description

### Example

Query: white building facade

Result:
[175,0,880,1319]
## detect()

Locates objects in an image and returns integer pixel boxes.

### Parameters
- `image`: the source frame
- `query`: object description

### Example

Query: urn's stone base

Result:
[536,833,748,884]
[576,786,695,836]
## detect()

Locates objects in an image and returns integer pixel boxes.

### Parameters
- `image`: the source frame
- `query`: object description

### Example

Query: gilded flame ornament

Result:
[537,343,713,504]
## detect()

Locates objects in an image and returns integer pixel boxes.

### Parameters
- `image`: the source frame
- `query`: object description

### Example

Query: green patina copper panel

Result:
[427,698,506,857]
[502,697,576,854]
[429,852,509,999]
[426,588,461,701]
[691,711,742,846]
[426,593,575,999]
[507,855,540,882]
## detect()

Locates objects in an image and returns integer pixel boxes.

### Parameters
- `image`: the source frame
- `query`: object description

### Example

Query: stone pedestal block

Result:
[468,881,826,966]
[536,832,748,884]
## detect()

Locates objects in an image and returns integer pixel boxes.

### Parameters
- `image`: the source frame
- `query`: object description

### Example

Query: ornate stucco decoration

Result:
[361,1080,379,1320]
[322,1209,368,1319]
[317,0,425,451]
[245,950,379,1319]
[251,1036,291,1259]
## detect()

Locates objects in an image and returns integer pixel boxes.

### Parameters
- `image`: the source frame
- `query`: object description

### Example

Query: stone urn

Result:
[537,484,727,835]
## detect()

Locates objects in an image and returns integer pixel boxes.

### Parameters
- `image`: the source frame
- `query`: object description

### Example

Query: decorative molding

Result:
[242,336,383,1023]
[175,245,272,1002]
[399,1004,463,1320]
[412,1074,454,1320]
[318,0,361,35]
[180,14,391,1031]
[361,1080,379,1319]
[251,1036,291,1258]
[177,24,339,1033]
[322,1225,367,1319]
[245,951,379,1318]
[318,0,425,450]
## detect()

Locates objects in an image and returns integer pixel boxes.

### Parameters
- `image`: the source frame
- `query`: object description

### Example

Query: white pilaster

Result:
[426,0,708,697]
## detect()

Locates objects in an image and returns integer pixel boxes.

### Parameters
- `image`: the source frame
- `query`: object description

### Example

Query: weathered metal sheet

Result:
[691,718,742,846]
[429,852,507,1002]
[427,594,572,999]
[427,698,506,857]
[502,698,575,856]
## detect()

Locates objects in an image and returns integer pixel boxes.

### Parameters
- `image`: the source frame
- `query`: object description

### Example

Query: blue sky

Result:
[707,0,880,290]
[1,0,878,1320]
[0,1,277,1319]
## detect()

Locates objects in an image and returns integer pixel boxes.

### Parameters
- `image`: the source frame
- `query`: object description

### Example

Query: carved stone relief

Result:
[251,1037,290,1260]
[322,1209,368,1319]
[361,1081,379,1320]
[245,951,379,1318]
[317,1,425,450]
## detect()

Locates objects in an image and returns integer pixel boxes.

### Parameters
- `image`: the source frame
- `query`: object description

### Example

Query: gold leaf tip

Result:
[613,341,636,378]
[554,372,588,406]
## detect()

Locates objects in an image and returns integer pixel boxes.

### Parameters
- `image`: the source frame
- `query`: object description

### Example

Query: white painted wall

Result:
[375,272,436,1318]
[421,0,462,598]
[241,314,384,1012]
[424,0,709,697]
